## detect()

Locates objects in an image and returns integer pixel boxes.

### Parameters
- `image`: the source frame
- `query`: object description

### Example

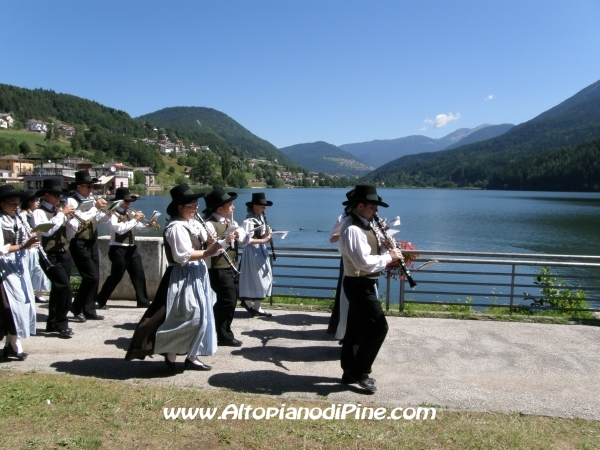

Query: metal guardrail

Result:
[267,246,600,314]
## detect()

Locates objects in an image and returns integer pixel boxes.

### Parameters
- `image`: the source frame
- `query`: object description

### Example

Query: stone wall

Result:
[98,236,166,301]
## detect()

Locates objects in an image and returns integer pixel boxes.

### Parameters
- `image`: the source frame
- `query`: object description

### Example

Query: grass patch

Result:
[0,371,598,449]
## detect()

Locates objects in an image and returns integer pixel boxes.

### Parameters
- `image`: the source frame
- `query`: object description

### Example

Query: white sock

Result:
[166,353,176,363]
[254,301,264,313]
[7,334,23,353]
[187,356,206,366]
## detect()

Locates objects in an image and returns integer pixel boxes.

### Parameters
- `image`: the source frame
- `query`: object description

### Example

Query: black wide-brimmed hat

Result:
[343,185,389,208]
[166,183,205,216]
[0,184,31,202]
[35,179,68,197]
[74,170,98,185]
[21,189,39,209]
[109,187,138,203]
[202,187,238,215]
[245,192,273,208]
[341,188,355,206]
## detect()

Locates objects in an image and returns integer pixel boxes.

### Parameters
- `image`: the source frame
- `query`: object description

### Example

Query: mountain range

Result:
[278,141,374,175]
[338,124,514,168]
[364,79,600,189]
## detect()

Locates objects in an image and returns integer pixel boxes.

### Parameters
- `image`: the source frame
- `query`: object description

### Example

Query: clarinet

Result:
[372,213,417,288]
[194,213,240,277]
[261,212,277,261]
[16,209,55,270]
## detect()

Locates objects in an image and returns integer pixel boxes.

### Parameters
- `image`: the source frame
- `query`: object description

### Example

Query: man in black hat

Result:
[338,185,403,393]
[32,179,77,337]
[96,187,157,310]
[203,187,252,347]
[65,170,110,321]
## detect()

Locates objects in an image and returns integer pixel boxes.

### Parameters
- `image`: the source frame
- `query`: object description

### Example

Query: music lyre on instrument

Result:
[128,207,161,230]
[372,213,417,288]
[194,212,240,277]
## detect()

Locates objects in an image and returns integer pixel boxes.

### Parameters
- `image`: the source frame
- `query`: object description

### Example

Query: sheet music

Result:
[148,211,161,221]
[77,199,95,212]
[272,231,289,239]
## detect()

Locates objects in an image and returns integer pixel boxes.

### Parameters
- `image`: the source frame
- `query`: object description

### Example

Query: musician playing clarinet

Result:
[96,187,156,310]
[238,193,274,317]
[202,187,251,347]
[338,185,403,394]
[32,179,76,337]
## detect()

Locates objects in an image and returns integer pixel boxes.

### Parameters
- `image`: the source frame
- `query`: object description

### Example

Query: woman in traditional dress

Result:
[19,190,51,304]
[125,183,222,371]
[238,193,274,317]
[0,185,39,361]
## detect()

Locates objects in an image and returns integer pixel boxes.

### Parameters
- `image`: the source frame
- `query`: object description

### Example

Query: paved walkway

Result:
[2,301,600,419]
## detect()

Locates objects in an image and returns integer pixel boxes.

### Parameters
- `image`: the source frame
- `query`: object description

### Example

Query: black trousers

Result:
[69,239,99,316]
[341,276,389,380]
[209,268,238,342]
[97,245,150,307]
[42,251,72,331]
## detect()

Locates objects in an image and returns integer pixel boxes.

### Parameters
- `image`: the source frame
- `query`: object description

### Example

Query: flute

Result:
[372,213,417,288]
[194,213,240,277]
[262,212,277,261]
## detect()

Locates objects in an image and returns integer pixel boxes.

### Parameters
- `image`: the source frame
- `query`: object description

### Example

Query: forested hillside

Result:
[363,79,600,190]
[137,107,303,172]
[279,141,373,175]
[487,139,600,191]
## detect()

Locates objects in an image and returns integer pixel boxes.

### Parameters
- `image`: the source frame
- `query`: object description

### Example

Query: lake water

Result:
[101,188,600,307]
[111,188,600,257]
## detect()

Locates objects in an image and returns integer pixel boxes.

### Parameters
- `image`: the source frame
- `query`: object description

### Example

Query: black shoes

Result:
[84,313,104,320]
[184,358,212,371]
[256,310,272,317]
[71,312,87,323]
[46,326,74,338]
[342,372,377,393]
[217,339,242,347]
[98,305,110,310]
[35,296,48,304]
[3,345,28,361]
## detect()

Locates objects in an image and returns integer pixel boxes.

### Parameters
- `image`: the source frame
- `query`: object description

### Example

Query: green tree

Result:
[133,170,146,185]
[221,154,231,181]
[19,141,31,155]
[226,170,248,188]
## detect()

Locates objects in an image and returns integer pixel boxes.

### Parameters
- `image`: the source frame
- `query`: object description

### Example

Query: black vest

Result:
[71,195,97,241]
[39,205,68,252]
[208,218,238,269]
[114,211,135,245]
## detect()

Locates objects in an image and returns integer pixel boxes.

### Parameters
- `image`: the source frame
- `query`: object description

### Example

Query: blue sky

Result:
[2,0,600,148]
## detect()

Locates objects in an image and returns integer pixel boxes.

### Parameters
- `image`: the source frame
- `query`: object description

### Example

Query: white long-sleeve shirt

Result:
[339,213,392,277]
[106,208,151,246]
[65,193,110,239]
[32,201,69,237]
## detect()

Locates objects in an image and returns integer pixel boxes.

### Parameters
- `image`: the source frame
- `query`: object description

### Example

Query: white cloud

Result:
[419,126,427,131]
[423,112,461,128]
[485,94,494,101]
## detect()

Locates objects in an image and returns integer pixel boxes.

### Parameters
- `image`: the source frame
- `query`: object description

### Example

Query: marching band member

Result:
[238,193,274,317]
[65,170,110,322]
[202,187,251,347]
[32,179,76,337]
[0,185,39,360]
[125,183,222,371]
[96,187,155,310]
[338,185,403,393]
[20,189,51,304]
